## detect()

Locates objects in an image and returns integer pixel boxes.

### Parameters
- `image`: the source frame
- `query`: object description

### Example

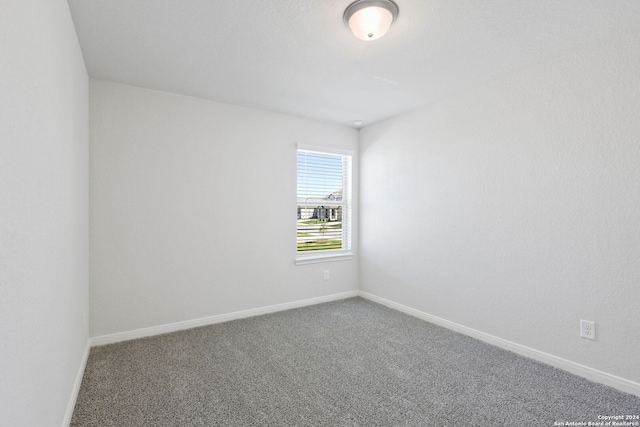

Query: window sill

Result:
[295,252,354,265]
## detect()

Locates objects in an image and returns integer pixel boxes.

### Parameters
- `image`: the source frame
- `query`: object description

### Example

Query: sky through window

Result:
[297,151,343,199]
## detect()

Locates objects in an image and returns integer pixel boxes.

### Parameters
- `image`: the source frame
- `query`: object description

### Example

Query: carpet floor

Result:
[71,297,640,426]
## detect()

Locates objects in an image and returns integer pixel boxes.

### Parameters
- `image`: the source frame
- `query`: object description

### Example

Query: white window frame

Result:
[296,144,353,265]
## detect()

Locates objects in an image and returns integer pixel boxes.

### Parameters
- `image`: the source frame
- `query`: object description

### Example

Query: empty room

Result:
[2,0,640,426]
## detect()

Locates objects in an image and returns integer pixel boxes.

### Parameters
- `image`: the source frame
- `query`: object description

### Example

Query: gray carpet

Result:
[71,297,640,426]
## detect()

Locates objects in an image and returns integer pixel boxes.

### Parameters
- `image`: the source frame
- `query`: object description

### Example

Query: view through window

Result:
[297,148,352,254]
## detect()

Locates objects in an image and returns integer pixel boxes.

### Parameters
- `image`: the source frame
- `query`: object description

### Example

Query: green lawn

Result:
[297,240,342,251]
[301,220,342,228]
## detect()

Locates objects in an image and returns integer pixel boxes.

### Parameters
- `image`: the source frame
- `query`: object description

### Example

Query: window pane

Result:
[297,150,349,253]
[297,152,343,200]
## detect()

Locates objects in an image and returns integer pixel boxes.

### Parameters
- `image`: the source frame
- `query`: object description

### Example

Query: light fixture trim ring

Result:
[343,0,400,27]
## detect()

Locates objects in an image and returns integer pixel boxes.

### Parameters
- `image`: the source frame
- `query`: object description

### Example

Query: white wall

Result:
[360,31,640,385]
[90,80,358,337]
[0,1,89,426]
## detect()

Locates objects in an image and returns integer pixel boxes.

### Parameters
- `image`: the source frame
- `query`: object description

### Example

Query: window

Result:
[296,145,352,263]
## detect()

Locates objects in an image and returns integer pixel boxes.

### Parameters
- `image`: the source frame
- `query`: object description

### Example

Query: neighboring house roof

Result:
[325,190,342,201]
[298,190,343,206]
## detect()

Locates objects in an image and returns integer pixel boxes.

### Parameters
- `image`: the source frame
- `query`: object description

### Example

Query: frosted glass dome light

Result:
[344,0,399,41]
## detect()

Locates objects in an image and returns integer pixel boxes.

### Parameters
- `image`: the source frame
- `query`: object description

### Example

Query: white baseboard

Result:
[359,291,640,398]
[62,341,90,427]
[90,290,359,347]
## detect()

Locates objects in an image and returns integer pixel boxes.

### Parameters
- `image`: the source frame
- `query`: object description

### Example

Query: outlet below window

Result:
[580,320,596,340]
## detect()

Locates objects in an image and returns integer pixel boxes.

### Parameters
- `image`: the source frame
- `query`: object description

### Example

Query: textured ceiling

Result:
[68,0,640,128]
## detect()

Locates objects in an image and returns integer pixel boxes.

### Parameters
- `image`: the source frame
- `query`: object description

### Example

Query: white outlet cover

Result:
[580,320,596,340]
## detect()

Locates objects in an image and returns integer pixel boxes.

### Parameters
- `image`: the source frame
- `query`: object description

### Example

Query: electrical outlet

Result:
[323,270,330,281]
[580,320,596,340]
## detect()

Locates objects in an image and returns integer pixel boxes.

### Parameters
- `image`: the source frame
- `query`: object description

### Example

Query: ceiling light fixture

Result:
[343,0,399,41]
